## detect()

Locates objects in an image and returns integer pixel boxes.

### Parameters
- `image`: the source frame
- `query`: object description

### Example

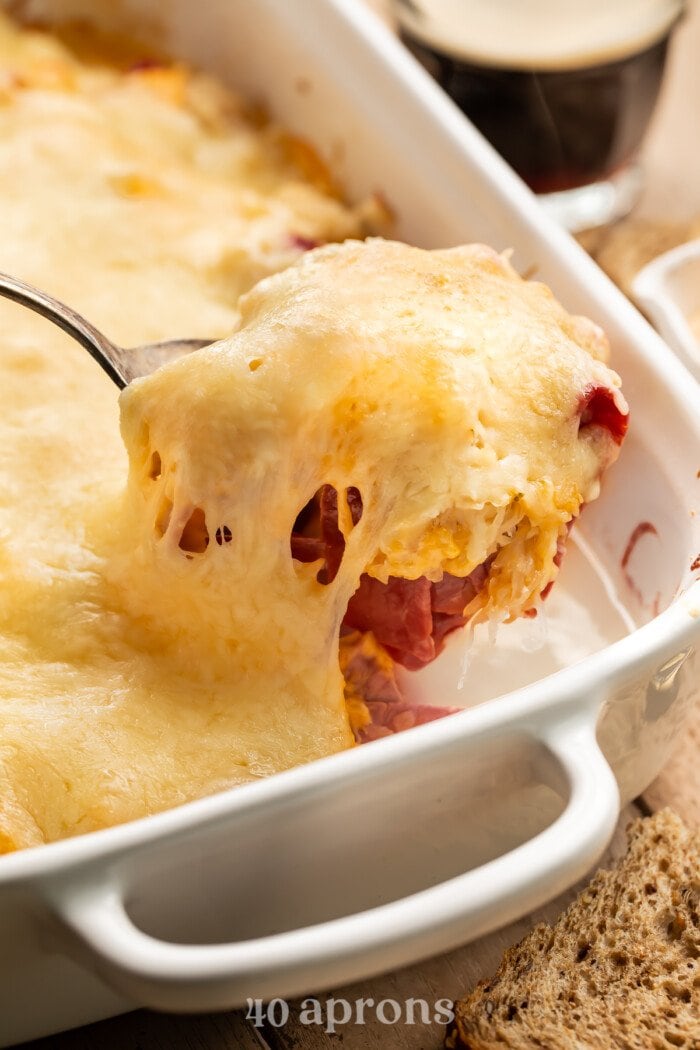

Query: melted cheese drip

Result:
[0,15,373,852]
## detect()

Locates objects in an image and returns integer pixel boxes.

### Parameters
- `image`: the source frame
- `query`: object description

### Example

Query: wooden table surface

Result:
[23,5,700,1048]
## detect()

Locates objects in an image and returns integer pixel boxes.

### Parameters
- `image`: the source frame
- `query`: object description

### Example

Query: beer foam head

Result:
[399,0,684,70]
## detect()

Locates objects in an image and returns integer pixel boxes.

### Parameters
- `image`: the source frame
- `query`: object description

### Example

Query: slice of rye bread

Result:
[446,809,699,1050]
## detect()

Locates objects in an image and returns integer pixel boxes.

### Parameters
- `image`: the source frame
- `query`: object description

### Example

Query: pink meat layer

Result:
[340,629,460,743]
[291,485,491,668]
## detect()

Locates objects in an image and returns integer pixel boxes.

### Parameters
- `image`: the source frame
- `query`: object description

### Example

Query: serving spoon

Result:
[0,270,211,388]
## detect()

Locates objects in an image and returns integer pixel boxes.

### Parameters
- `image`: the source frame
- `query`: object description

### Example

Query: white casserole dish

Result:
[1,0,700,1044]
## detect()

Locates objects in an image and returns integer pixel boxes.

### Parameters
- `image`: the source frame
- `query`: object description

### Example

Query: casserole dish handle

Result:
[41,696,619,1013]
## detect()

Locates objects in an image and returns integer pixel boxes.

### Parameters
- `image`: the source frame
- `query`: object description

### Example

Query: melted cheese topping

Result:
[0,16,626,856]
[0,15,376,852]
[116,237,626,762]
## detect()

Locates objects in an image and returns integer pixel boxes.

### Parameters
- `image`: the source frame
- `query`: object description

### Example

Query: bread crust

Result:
[448,810,700,1050]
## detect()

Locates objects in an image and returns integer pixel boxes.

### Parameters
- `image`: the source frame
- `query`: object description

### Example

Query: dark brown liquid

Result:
[401,33,670,192]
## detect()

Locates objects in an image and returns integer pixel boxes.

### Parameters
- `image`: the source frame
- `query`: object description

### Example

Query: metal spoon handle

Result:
[0,270,129,388]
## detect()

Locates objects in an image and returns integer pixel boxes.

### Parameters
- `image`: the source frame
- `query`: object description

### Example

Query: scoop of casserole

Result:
[116,237,627,740]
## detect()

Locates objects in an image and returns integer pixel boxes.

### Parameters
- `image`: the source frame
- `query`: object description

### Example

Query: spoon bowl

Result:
[0,271,211,387]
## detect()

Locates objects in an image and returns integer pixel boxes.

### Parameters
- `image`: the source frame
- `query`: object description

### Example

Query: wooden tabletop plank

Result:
[642,713,700,827]
[23,1009,263,1050]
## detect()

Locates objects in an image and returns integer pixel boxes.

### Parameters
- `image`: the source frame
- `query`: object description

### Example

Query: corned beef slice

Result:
[291,485,491,669]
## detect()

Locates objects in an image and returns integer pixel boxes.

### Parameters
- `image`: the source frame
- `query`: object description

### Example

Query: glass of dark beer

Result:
[394,0,685,231]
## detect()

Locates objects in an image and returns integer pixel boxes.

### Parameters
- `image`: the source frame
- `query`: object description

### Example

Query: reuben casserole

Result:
[0,16,627,852]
